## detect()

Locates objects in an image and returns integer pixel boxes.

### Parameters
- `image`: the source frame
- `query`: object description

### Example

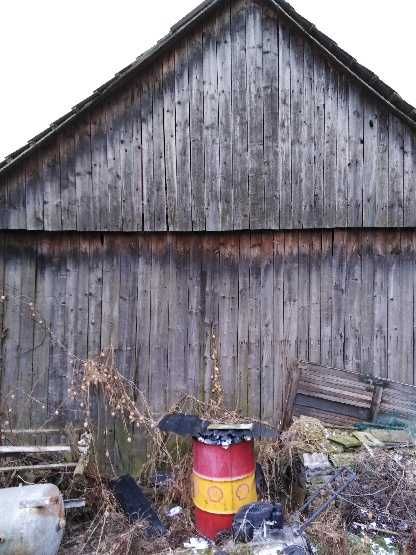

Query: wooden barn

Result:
[0,0,416,466]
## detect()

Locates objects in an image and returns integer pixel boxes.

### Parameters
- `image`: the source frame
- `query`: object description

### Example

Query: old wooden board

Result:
[286,361,416,428]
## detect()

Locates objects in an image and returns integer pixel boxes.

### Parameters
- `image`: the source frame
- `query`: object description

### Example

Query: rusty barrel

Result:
[192,438,257,540]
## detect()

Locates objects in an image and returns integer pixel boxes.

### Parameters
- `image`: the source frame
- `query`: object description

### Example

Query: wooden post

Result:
[282,364,302,430]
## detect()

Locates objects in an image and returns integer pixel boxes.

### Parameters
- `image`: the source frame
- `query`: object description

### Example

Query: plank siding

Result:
[2,0,416,467]
[1,230,416,459]
[1,2,415,232]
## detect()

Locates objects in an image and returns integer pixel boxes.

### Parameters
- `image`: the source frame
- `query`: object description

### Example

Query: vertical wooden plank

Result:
[181,237,192,397]
[313,55,325,229]
[5,168,26,229]
[47,238,69,428]
[302,42,314,228]
[273,232,285,426]
[64,236,79,424]
[74,116,93,231]
[131,82,144,231]
[260,234,274,422]
[106,98,123,231]
[43,141,62,230]
[320,231,333,366]
[114,237,138,472]
[248,233,261,419]
[163,54,177,231]
[331,231,347,368]
[217,3,233,230]
[87,236,104,459]
[218,234,239,409]
[188,236,203,397]
[119,88,136,232]
[388,115,404,228]
[386,232,402,382]
[375,110,389,227]
[90,107,108,230]
[175,41,192,231]
[336,73,349,227]
[263,6,279,229]
[0,234,5,411]
[25,153,44,230]
[309,232,321,363]
[413,231,416,385]
[117,236,138,379]
[344,231,362,370]
[136,236,151,402]
[399,231,414,385]
[149,235,169,415]
[363,98,378,227]
[153,65,168,231]
[278,18,292,229]
[2,238,23,428]
[100,236,120,465]
[297,232,310,361]
[31,238,53,428]
[77,237,90,388]
[200,235,219,400]
[283,232,299,398]
[347,83,364,227]
[59,131,77,230]
[290,31,304,229]
[188,27,205,231]
[247,0,265,229]
[204,14,221,231]
[101,236,121,351]
[237,234,250,414]
[360,233,375,375]
[168,236,188,406]
[404,127,416,227]
[373,231,388,378]
[323,63,337,228]
[231,0,249,230]
[0,177,7,229]
[142,74,155,231]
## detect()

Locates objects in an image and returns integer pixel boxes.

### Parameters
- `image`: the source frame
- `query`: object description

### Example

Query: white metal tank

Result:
[0,483,65,555]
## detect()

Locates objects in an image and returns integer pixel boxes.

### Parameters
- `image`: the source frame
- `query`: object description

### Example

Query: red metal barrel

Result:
[192,439,257,540]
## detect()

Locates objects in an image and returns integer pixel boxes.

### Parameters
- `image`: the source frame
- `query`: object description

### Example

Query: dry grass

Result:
[342,449,416,543]
[256,416,328,508]
[60,336,264,553]
[307,508,349,555]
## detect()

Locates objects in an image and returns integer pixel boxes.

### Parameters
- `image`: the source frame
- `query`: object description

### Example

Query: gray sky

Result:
[1,0,415,161]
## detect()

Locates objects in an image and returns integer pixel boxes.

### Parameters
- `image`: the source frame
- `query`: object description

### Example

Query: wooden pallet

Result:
[283,361,416,429]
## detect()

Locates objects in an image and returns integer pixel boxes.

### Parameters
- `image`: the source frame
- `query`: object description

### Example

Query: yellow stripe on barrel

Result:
[192,470,257,515]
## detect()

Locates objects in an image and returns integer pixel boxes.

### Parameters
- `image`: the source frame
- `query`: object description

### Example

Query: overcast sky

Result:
[1,0,415,161]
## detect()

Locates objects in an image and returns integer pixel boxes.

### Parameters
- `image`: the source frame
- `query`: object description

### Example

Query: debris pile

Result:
[1,350,416,554]
[343,449,416,540]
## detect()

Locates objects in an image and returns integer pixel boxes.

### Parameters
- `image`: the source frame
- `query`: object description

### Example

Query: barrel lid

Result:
[195,428,253,448]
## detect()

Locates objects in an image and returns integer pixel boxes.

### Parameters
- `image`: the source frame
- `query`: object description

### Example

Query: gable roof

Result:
[1,0,415,176]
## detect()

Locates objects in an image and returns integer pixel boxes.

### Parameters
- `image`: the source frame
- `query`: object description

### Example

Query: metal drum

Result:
[0,483,65,555]
[192,439,257,540]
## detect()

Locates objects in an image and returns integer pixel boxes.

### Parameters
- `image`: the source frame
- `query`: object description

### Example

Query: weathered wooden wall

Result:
[1,0,415,232]
[1,230,416,441]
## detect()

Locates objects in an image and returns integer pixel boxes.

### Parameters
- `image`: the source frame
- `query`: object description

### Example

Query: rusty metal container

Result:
[0,483,65,555]
[192,439,257,540]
